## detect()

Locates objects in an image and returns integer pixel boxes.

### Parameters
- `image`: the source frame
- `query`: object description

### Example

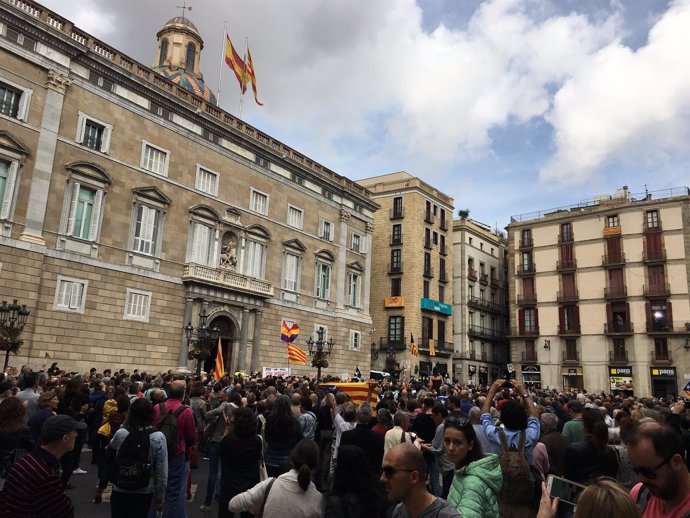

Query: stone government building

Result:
[0,0,378,375]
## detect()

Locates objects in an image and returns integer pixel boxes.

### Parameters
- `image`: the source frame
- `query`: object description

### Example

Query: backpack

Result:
[497,429,535,506]
[156,402,186,458]
[109,428,153,490]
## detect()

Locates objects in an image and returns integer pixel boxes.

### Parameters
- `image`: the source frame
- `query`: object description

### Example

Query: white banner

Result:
[262,367,291,378]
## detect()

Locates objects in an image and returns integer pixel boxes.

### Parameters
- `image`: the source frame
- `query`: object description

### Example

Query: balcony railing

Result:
[440,218,448,230]
[513,325,539,337]
[479,273,489,285]
[390,207,404,219]
[558,233,574,243]
[643,283,670,298]
[468,268,478,281]
[439,243,448,255]
[379,337,407,351]
[439,270,448,283]
[643,221,662,233]
[643,248,667,264]
[418,340,453,356]
[556,290,579,302]
[558,325,581,336]
[391,234,402,245]
[424,238,432,249]
[468,325,500,340]
[468,296,504,313]
[521,351,537,363]
[602,253,626,267]
[604,322,634,335]
[604,286,628,299]
[646,321,677,333]
[425,211,435,224]
[490,277,501,289]
[651,350,673,365]
[517,294,537,305]
[609,350,629,364]
[423,267,434,278]
[182,263,274,297]
[557,259,577,271]
[519,238,533,249]
[388,262,403,274]
[517,264,536,275]
[562,351,581,364]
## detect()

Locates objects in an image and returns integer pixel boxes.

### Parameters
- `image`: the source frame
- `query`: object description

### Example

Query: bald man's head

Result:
[169,379,186,400]
[388,443,427,482]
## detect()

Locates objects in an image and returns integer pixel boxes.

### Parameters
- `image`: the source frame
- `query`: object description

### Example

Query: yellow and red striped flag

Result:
[429,338,436,357]
[245,46,263,106]
[224,33,247,93]
[287,343,307,364]
[214,338,225,380]
[410,333,419,357]
[280,320,300,343]
[325,382,379,406]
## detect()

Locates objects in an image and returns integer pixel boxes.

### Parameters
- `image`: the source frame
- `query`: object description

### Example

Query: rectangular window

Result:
[244,240,266,278]
[287,205,303,229]
[315,262,331,299]
[607,214,619,227]
[83,120,104,150]
[124,289,151,322]
[351,233,361,252]
[438,320,446,346]
[54,276,87,313]
[347,272,361,307]
[422,316,433,342]
[392,224,402,244]
[388,316,404,343]
[392,196,403,217]
[390,249,402,270]
[391,277,402,297]
[560,222,573,242]
[646,210,659,228]
[133,205,159,256]
[433,231,438,245]
[524,308,536,332]
[350,330,361,351]
[195,165,218,196]
[320,220,333,241]
[0,79,31,121]
[190,222,212,265]
[438,284,445,303]
[71,185,96,240]
[250,188,269,215]
[283,253,301,291]
[423,280,430,299]
[0,159,18,220]
[140,141,170,176]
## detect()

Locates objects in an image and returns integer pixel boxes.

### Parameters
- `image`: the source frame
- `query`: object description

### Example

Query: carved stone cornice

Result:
[340,210,351,222]
[366,222,374,234]
[46,69,71,93]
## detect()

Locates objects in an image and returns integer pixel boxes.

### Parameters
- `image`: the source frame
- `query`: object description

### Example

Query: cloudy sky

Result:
[39,0,690,228]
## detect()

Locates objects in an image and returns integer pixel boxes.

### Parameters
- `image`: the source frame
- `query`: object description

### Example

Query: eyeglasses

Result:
[632,456,673,479]
[381,466,417,477]
[444,416,470,429]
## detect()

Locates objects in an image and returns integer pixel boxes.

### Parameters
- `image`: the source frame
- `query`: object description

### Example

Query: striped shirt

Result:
[0,447,74,518]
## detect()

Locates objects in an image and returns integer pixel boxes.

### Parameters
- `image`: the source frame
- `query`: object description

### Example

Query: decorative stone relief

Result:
[46,69,72,93]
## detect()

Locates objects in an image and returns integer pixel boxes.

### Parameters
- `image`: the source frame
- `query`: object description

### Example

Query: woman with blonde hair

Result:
[537,477,641,518]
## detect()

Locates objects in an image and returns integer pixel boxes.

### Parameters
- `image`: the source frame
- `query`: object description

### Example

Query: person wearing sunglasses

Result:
[380,443,460,518]
[443,415,501,518]
[627,422,690,517]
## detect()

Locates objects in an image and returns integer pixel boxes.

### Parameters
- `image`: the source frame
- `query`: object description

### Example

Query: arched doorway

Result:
[203,315,236,375]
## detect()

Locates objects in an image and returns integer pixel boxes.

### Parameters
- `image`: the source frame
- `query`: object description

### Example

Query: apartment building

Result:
[452,215,509,385]
[0,0,377,375]
[506,187,690,396]
[358,172,454,379]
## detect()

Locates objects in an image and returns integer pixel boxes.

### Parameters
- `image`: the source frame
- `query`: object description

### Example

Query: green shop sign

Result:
[420,298,452,315]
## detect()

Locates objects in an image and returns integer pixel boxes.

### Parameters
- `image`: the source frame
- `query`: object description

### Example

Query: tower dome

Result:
[153,15,217,105]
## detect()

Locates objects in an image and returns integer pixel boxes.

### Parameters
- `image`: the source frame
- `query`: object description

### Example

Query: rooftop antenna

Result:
[644,184,649,199]
[177,2,192,20]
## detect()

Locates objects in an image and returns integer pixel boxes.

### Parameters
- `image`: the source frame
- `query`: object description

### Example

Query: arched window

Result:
[185,42,196,72]
[158,38,168,66]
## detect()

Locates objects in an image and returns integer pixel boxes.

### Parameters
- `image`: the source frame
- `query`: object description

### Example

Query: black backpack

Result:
[156,402,186,458]
[109,428,153,490]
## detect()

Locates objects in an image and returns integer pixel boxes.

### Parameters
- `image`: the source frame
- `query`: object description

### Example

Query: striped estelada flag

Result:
[324,382,379,406]
[410,333,419,357]
[214,337,225,380]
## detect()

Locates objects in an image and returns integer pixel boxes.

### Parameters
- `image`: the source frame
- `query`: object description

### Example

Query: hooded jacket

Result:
[447,453,502,518]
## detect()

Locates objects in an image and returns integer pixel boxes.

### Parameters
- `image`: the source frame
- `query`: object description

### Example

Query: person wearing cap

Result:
[0,414,86,518]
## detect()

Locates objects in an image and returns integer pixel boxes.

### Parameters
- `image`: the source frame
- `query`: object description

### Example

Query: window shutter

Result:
[100,124,112,153]
[574,305,580,327]
[76,113,86,144]
[70,283,82,309]
[518,309,525,334]
[606,303,613,327]
[666,301,673,329]
[534,308,539,333]
[66,182,80,235]
[558,306,565,330]
[88,189,103,240]
[0,161,18,219]
[645,302,652,329]
[17,89,32,121]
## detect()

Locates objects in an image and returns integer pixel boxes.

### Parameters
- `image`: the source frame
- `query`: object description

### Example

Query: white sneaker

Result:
[73,468,87,475]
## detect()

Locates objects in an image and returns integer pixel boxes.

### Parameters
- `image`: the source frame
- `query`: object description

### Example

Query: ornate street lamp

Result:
[0,299,30,369]
[306,326,334,381]
[184,308,220,376]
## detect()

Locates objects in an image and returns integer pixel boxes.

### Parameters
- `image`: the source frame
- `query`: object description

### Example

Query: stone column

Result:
[336,210,350,308]
[20,70,71,245]
[362,221,374,314]
[250,310,263,373]
[177,297,194,372]
[238,308,250,371]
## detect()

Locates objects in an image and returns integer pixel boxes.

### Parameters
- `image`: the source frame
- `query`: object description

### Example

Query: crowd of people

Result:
[0,362,689,518]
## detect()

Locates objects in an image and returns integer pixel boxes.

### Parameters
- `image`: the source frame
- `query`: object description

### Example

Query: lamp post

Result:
[184,308,220,376]
[306,326,334,381]
[0,299,30,370]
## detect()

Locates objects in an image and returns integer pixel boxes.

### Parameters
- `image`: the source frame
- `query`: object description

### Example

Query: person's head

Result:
[444,415,482,469]
[448,395,462,410]
[356,402,373,425]
[39,414,87,458]
[291,392,302,407]
[168,380,186,400]
[541,413,558,434]
[582,408,608,453]
[568,399,584,416]
[0,397,25,433]
[126,397,154,429]
[393,410,410,431]
[343,404,357,423]
[116,393,130,413]
[500,399,528,431]
[23,372,37,389]
[290,439,319,491]
[619,417,639,446]
[468,406,482,425]
[573,478,641,518]
[380,443,428,504]
[38,390,58,410]
[232,406,257,438]
[377,408,393,429]
[627,423,688,501]
[431,405,448,426]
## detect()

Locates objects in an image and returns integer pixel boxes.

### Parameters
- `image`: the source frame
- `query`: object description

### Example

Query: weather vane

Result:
[177,3,192,19]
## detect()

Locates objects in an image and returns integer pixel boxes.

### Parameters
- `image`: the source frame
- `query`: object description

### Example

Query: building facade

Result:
[0,0,377,375]
[358,172,454,380]
[506,187,690,396]
[452,215,509,386]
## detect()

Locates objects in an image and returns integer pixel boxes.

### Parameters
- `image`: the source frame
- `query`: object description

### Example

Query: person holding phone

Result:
[537,477,640,518]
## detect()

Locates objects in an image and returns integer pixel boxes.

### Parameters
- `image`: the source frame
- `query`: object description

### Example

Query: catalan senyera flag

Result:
[325,382,379,406]
[245,46,263,106]
[410,333,419,357]
[287,343,307,365]
[429,338,436,357]
[280,320,300,343]
[214,338,225,380]
[224,33,247,93]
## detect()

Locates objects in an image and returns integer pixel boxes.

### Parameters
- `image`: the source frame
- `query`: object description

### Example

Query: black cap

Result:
[40,415,87,444]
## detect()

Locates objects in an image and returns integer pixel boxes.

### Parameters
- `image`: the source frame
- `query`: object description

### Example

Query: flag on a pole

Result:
[280,320,300,343]
[323,382,379,406]
[287,343,307,364]
[245,46,263,106]
[224,33,247,93]
[429,338,436,357]
[214,338,225,380]
[410,333,419,357]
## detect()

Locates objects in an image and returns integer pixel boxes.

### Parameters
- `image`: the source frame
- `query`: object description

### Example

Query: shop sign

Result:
[609,366,633,392]
[651,367,677,378]
[420,298,452,315]
[567,368,578,376]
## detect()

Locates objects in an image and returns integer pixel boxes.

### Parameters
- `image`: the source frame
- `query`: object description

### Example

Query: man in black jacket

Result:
[340,402,384,474]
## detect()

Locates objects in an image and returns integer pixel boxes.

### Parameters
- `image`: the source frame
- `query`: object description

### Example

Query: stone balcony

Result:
[182,263,274,298]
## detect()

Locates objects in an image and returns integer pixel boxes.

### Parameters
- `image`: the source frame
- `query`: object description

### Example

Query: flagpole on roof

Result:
[216,21,227,106]
[238,37,248,119]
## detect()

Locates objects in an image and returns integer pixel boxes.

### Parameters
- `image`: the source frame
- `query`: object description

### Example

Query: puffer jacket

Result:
[447,453,502,518]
